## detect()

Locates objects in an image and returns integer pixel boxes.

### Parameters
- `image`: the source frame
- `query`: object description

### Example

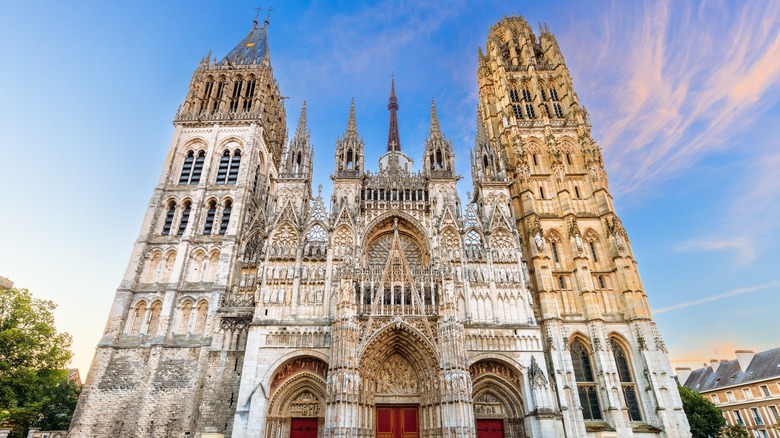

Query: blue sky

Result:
[1,1,778,376]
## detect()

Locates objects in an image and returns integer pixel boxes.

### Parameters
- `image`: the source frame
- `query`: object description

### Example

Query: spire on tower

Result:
[423,98,454,176]
[334,98,364,177]
[387,79,401,151]
[429,98,441,135]
[223,17,270,65]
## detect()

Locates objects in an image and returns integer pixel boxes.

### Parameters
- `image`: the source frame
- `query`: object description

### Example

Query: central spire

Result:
[387,78,401,151]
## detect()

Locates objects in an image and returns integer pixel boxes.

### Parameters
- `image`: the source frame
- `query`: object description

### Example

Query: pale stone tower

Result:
[69,17,287,436]
[476,16,690,436]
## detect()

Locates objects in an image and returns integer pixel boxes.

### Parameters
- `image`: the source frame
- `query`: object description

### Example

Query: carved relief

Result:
[270,357,329,395]
[375,353,419,395]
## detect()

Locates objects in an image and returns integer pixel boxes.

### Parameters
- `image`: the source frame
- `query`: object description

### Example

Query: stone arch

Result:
[362,211,430,264]
[217,136,245,152]
[470,358,527,438]
[358,322,441,434]
[265,356,328,438]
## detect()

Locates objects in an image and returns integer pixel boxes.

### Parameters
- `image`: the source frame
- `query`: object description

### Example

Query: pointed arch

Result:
[569,336,602,421]
[177,299,194,334]
[608,334,643,421]
[146,300,163,335]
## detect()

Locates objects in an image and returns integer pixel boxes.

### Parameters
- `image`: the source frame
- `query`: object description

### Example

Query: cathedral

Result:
[69,14,691,438]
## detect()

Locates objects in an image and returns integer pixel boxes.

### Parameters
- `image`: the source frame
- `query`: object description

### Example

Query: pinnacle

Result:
[475,107,489,146]
[346,98,358,136]
[430,98,441,135]
[293,101,308,141]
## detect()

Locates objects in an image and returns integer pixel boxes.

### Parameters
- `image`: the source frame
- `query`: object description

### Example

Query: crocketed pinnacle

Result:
[346,98,358,138]
[387,79,401,151]
[293,101,308,142]
[475,107,489,147]
[429,98,441,136]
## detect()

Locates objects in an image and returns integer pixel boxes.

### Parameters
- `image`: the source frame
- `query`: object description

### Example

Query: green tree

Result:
[679,385,726,438]
[722,424,750,438]
[0,288,77,438]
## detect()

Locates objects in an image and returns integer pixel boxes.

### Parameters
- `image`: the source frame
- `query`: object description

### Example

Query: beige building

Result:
[69,14,690,438]
[0,275,14,289]
[679,348,780,437]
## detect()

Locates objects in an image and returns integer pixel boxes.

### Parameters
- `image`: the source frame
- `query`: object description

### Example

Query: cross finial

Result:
[265,6,274,25]
[254,5,263,24]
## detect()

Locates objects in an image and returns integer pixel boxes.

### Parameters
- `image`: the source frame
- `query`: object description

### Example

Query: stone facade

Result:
[69,15,690,438]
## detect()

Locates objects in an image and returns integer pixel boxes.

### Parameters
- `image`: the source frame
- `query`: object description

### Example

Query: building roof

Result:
[683,347,780,392]
[223,20,269,64]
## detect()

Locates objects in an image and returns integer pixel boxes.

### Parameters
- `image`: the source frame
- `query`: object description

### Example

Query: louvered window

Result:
[219,200,232,235]
[161,202,176,236]
[227,150,241,184]
[525,103,536,118]
[216,150,230,184]
[554,103,564,118]
[203,201,216,235]
[190,151,205,184]
[178,151,194,184]
[177,201,191,235]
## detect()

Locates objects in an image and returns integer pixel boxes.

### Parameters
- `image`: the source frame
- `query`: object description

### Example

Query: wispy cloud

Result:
[562,0,780,194]
[653,280,780,314]
[677,235,755,261]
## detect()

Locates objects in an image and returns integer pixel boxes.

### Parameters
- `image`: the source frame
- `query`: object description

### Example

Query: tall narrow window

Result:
[598,275,606,289]
[522,87,532,102]
[177,201,191,235]
[242,78,256,111]
[611,341,642,421]
[558,276,566,289]
[509,87,520,102]
[212,80,225,114]
[512,104,523,119]
[199,79,214,114]
[203,200,217,235]
[532,154,539,166]
[219,200,232,235]
[550,87,560,101]
[554,103,564,118]
[190,151,205,184]
[526,103,536,118]
[567,154,573,166]
[571,340,602,420]
[227,150,241,184]
[216,150,231,184]
[229,79,242,113]
[574,186,581,198]
[539,186,545,199]
[178,151,195,184]
[161,201,176,236]
[552,242,560,263]
[590,242,599,262]
[540,89,547,101]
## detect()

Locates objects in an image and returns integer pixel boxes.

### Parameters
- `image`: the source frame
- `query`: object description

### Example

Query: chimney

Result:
[735,350,755,372]
[710,359,720,373]
[676,367,692,385]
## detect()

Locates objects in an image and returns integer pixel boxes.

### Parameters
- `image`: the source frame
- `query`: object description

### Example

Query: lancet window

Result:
[219,200,232,235]
[571,340,602,420]
[611,340,642,421]
[177,200,191,235]
[161,201,176,236]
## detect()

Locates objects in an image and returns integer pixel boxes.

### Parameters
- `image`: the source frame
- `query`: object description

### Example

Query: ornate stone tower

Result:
[476,15,690,436]
[69,17,287,436]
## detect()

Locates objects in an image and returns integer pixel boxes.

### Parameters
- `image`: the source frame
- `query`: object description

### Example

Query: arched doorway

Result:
[266,357,328,438]
[358,322,440,438]
[469,360,526,438]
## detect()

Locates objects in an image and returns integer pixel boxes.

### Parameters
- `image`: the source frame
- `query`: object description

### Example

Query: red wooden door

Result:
[290,418,318,438]
[376,406,419,438]
[476,419,503,438]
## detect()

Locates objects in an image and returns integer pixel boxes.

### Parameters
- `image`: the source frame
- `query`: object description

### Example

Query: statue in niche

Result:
[534,232,544,251]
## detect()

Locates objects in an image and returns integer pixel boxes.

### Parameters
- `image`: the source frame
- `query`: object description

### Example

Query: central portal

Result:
[376,406,419,438]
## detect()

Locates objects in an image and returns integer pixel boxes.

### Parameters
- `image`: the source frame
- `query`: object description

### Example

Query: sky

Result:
[0,0,779,377]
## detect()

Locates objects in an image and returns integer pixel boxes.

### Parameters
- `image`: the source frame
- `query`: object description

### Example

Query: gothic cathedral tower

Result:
[69,13,690,438]
[476,16,690,436]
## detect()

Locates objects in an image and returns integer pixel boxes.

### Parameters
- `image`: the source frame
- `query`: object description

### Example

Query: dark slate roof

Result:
[683,347,780,392]
[223,21,269,64]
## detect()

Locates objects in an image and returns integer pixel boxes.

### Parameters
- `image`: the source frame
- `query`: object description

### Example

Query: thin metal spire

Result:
[387,78,401,151]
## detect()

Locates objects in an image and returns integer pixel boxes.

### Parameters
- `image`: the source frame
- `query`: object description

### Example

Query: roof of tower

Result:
[387,79,401,151]
[224,19,269,64]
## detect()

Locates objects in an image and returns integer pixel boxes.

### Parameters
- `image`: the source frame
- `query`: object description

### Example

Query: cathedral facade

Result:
[69,15,691,438]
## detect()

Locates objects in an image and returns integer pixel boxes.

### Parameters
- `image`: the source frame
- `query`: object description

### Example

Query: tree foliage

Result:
[0,288,78,437]
[678,385,726,438]
[722,424,750,438]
